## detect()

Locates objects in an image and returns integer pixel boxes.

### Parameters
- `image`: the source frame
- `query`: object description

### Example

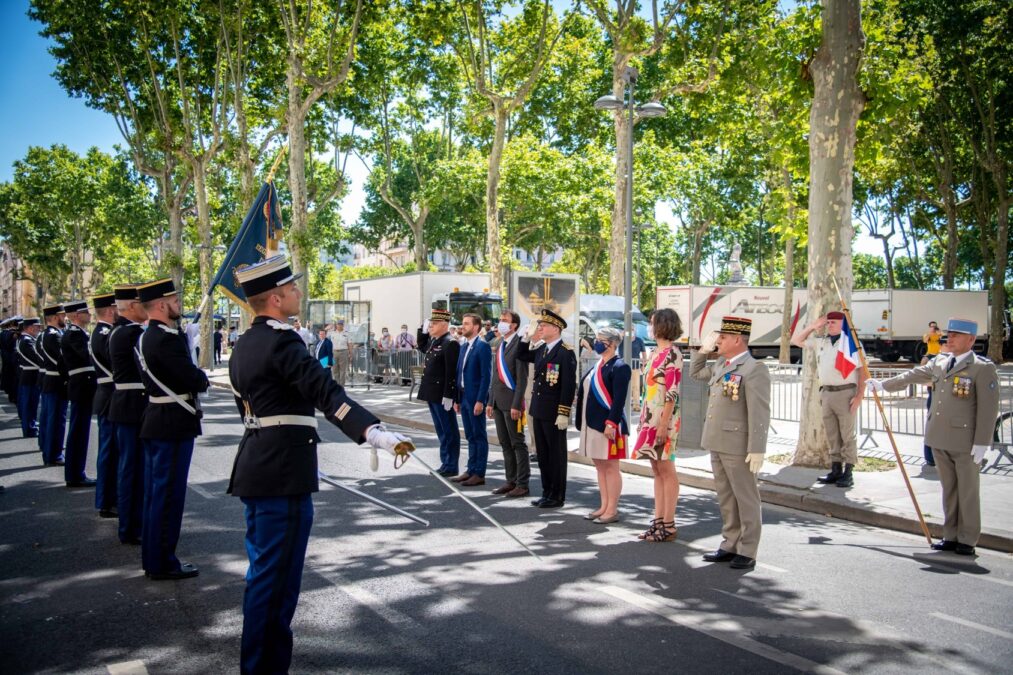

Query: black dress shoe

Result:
[931,540,958,551]
[730,555,756,570]
[66,478,97,488]
[531,498,546,507]
[437,469,457,477]
[146,562,199,581]
[538,499,563,509]
[99,509,118,518]
[954,543,976,556]
[45,460,66,466]
[121,537,141,545]
[702,549,736,563]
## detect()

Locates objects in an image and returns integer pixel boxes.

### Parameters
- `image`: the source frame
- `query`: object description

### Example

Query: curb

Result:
[209,381,1013,553]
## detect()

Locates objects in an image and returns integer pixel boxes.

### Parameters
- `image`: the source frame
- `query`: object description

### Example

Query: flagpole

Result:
[831,276,933,546]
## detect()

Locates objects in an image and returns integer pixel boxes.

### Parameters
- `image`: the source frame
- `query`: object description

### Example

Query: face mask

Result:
[382,330,388,336]
[497,321,511,335]
[401,328,408,334]
[647,326,655,340]
[593,340,608,355]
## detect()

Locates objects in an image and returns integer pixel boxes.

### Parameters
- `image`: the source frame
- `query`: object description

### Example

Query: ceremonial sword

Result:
[318,471,429,527]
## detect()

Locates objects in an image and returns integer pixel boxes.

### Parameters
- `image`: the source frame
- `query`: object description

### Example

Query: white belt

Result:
[68,366,95,376]
[44,370,60,376]
[149,393,192,404]
[115,382,145,390]
[21,365,38,371]
[245,414,318,429]
[97,376,113,384]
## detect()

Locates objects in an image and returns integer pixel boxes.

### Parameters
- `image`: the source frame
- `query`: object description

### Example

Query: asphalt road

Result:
[2,388,1012,674]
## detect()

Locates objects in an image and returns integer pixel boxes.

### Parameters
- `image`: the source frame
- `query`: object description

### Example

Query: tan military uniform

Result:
[690,350,771,559]
[882,352,999,545]
[807,335,860,464]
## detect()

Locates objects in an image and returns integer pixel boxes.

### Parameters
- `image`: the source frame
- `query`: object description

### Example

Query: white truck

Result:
[850,289,991,362]
[654,285,809,359]
[342,272,503,333]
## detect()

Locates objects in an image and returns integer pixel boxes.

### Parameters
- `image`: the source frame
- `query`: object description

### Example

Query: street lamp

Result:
[595,66,666,418]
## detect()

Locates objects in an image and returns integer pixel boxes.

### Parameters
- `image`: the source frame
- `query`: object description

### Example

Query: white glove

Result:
[555,414,568,430]
[365,424,412,454]
[866,379,884,393]
[746,452,764,474]
[442,396,453,411]
[524,322,538,339]
[972,444,989,464]
[422,319,430,333]
[700,331,719,354]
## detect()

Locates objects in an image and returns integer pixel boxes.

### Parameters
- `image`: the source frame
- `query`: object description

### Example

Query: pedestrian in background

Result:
[922,321,942,365]
[315,328,333,369]
[631,308,683,541]
[330,320,352,385]
[213,325,223,366]
[575,326,629,525]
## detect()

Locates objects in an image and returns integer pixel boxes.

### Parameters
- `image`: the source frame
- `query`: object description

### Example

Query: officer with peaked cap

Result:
[134,278,210,580]
[15,318,44,439]
[108,284,149,545]
[690,315,771,570]
[416,307,461,476]
[868,318,999,555]
[90,293,120,517]
[228,255,414,674]
[37,304,69,466]
[517,308,577,509]
[61,300,97,488]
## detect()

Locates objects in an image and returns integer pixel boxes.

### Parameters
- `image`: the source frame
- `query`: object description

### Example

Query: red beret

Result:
[826,311,845,320]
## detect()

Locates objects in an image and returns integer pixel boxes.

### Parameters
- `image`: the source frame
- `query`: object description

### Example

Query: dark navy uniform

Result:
[1,322,18,403]
[517,310,577,506]
[37,312,69,466]
[89,310,118,514]
[230,312,379,674]
[416,316,461,475]
[108,304,148,544]
[136,308,210,577]
[15,322,43,438]
[61,311,97,486]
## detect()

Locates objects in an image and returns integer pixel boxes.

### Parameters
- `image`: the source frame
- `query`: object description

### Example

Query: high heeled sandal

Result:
[646,521,677,542]
[638,518,663,540]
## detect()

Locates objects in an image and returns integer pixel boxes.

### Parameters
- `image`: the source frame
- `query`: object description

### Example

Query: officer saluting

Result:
[89,293,119,518]
[61,300,98,488]
[15,318,43,439]
[37,304,69,467]
[868,318,999,556]
[133,278,210,580]
[416,308,461,477]
[228,256,412,674]
[690,316,771,571]
[108,284,149,545]
[517,308,577,509]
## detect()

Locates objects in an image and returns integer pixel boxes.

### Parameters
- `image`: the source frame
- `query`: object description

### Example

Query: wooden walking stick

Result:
[831,276,933,545]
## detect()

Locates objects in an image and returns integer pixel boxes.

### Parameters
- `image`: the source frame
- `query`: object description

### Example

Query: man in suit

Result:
[868,318,999,556]
[690,316,771,570]
[135,278,210,579]
[417,309,461,477]
[452,313,492,486]
[487,309,530,497]
[517,308,577,508]
[37,304,69,467]
[314,328,333,369]
[61,300,98,488]
[16,318,43,439]
[108,284,149,545]
[89,293,120,518]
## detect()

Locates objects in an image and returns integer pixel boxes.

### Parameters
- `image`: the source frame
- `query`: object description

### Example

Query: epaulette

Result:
[156,324,179,335]
[562,342,572,350]
[266,319,294,331]
[975,354,992,363]
[98,326,110,335]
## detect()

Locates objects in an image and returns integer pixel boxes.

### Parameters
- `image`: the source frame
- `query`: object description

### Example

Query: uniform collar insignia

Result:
[266,319,294,331]
[156,323,179,335]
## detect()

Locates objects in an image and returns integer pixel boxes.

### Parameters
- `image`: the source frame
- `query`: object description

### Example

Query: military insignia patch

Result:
[266,319,293,331]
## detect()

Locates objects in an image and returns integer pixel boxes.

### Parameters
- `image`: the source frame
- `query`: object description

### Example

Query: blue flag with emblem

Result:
[199,182,283,315]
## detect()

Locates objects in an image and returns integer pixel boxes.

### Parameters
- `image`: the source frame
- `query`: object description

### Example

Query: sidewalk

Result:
[208,374,1013,553]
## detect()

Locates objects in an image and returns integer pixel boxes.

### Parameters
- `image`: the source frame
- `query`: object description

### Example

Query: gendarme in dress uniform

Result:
[89,293,119,518]
[37,304,68,467]
[60,300,97,487]
[15,318,43,440]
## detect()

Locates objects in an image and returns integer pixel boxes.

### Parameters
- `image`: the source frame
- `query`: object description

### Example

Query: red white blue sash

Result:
[496,341,515,390]
[590,360,612,408]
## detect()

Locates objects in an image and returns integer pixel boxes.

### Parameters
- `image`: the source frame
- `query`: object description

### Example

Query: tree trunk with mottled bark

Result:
[486,105,509,295]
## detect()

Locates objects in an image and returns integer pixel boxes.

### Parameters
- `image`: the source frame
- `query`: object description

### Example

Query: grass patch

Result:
[766,453,896,472]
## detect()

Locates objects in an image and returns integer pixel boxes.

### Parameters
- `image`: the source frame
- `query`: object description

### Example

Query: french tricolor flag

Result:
[835,316,860,379]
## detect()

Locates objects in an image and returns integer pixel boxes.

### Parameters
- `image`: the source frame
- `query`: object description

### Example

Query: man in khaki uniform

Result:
[868,318,999,555]
[690,315,771,570]
[330,320,353,385]
[792,310,866,487]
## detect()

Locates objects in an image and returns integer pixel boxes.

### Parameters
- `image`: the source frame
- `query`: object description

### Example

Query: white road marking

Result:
[601,585,848,675]
[931,612,1013,640]
[310,566,420,629]
[106,661,148,675]
[187,483,217,500]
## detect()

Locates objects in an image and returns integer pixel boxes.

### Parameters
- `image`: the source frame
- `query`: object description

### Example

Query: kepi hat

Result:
[42,303,65,317]
[234,255,302,299]
[63,300,90,313]
[537,308,567,330]
[137,278,179,303]
[114,284,140,301]
[946,318,977,335]
[91,292,116,310]
[430,308,452,323]
[718,315,751,336]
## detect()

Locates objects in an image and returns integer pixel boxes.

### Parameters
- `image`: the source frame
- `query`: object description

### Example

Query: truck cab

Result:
[431,290,504,326]
[578,294,654,350]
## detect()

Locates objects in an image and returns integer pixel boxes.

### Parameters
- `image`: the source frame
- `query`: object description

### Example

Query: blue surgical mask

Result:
[593,340,608,354]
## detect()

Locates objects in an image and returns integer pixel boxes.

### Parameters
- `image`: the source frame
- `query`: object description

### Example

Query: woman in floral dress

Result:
[631,308,683,542]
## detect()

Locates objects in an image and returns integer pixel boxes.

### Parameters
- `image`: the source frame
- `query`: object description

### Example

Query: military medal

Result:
[724,374,742,400]
[953,376,971,398]
[546,363,559,386]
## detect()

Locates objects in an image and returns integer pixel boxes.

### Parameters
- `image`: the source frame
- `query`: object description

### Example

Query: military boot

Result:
[835,463,854,488]
[817,462,842,484]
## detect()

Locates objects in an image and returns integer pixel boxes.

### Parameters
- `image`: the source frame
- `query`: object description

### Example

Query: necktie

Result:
[725,360,731,366]
[946,356,956,373]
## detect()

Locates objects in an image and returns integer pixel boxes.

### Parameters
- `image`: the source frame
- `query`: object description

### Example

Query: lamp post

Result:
[595,66,666,417]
